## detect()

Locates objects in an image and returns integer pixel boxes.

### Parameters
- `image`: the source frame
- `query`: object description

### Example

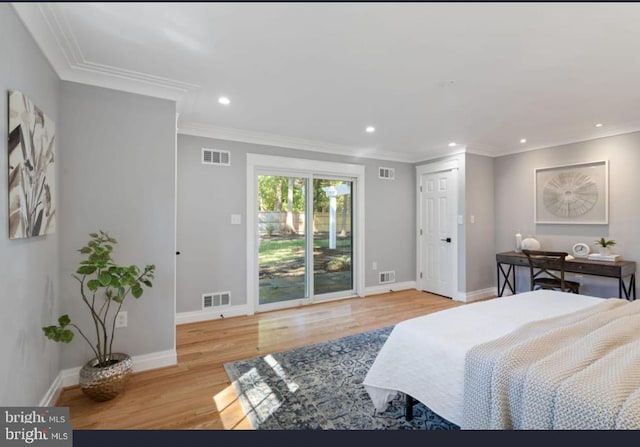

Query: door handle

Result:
[440,237,452,243]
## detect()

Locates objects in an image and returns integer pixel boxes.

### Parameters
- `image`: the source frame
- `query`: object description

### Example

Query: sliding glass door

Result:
[256,172,355,311]
[258,174,308,305]
[312,178,353,296]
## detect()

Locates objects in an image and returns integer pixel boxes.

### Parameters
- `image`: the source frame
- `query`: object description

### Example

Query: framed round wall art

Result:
[534,160,609,224]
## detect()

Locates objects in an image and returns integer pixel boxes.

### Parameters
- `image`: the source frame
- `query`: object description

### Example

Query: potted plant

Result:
[595,237,616,255]
[43,230,155,401]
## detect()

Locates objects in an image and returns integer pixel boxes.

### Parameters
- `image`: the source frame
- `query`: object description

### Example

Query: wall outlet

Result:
[372,261,378,270]
[115,311,127,328]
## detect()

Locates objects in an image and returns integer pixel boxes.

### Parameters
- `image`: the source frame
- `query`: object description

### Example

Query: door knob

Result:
[440,237,452,243]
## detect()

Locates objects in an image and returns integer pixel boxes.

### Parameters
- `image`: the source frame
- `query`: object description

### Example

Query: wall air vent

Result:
[202,148,231,166]
[379,271,396,284]
[202,291,231,310]
[378,167,395,180]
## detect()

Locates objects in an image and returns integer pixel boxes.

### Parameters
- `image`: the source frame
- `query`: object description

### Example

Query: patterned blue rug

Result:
[223,326,459,430]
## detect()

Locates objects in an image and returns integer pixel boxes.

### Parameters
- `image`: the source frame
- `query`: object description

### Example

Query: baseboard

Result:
[39,370,64,407]
[462,287,497,303]
[40,348,177,406]
[364,281,417,296]
[130,349,177,373]
[176,304,250,325]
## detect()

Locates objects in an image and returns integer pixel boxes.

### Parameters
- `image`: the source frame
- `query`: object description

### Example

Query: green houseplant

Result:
[43,230,155,401]
[595,237,616,255]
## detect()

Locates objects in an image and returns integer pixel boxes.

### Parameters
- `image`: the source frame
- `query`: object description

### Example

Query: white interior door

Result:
[420,170,456,298]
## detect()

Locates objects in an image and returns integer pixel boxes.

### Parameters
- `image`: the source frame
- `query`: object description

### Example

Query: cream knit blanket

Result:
[462,298,640,430]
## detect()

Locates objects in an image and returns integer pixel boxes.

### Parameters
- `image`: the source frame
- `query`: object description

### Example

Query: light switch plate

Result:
[231,214,242,225]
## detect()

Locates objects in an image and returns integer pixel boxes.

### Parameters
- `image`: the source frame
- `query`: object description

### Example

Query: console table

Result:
[496,251,636,300]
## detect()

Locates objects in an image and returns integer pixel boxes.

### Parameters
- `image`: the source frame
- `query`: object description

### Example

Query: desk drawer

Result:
[567,262,620,277]
[496,254,528,266]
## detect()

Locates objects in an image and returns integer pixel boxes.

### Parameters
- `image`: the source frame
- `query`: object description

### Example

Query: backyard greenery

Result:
[258,233,353,303]
[257,176,349,213]
[257,175,354,303]
[259,235,352,270]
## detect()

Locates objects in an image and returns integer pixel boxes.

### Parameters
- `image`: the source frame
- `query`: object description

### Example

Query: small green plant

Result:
[43,231,155,367]
[595,237,616,248]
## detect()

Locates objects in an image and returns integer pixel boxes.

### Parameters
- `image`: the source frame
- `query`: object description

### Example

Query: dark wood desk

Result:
[496,251,636,300]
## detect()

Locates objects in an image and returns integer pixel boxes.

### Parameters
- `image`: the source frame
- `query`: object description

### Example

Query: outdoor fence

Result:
[258,212,351,235]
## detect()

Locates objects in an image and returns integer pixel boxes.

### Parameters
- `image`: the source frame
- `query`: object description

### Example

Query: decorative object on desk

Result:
[515,232,522,252]
[8,90,56,239]
[534,160,608,224]
[594,237,616,256]
[588,253,621,262]
[42,230,156,402]
[521,236,540,251]
[572,242,591,258]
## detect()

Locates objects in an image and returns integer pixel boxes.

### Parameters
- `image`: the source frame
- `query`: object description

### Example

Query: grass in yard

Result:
[258,234,354,303]
[259,234,352,266]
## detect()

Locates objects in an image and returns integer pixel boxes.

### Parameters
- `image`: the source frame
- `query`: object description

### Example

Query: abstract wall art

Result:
[8,90,56,239]
[534,160,608,225]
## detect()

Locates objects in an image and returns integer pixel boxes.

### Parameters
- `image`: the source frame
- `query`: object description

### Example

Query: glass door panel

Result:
[258,175,308,305]
[313,179,353,296]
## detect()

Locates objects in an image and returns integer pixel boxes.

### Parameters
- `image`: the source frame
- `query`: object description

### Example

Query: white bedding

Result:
[362,290,604,426]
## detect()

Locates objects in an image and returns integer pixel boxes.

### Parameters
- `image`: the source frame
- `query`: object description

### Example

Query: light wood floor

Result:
[55,289,466,429]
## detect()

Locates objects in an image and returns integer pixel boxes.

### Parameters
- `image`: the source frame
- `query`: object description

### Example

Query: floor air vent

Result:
[202,148,231,166]
[202,291,231,309]
[379,271,396,284]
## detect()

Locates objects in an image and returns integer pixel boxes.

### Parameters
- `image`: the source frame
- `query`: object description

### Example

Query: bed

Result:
[362,289,640,429]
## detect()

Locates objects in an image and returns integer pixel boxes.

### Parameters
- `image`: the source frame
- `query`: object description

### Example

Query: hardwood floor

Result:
[55,289,465,429]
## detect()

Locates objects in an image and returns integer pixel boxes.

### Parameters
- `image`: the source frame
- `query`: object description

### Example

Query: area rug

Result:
[223,326,459,430]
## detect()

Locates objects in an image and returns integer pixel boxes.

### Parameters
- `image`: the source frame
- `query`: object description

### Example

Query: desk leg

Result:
[497,263,516,296]
[620,274,636,301]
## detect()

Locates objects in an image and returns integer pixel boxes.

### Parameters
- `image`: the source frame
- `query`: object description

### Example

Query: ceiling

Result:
[13,2,640,162]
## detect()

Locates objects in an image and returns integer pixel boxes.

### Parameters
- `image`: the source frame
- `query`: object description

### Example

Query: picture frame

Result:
[534,160,608,224]
[8,90,56,239]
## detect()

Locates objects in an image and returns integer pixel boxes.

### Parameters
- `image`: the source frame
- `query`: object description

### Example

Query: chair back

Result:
[521,249,570,291]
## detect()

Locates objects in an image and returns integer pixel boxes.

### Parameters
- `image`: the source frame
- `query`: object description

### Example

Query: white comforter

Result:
[362,290,604,425]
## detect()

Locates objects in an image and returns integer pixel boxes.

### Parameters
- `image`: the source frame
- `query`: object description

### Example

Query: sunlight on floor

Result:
[214,367,282,429]
[264,354,299,393]
[213,383,250,429]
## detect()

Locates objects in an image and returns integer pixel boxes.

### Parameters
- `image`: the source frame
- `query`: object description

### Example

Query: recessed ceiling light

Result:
[595,123,603,127]
[520,138,527,144]
[218,96,230,105]
[448,142,456,147]
[365,126,375,133]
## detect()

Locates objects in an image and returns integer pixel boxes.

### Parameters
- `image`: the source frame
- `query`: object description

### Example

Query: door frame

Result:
[416,158,461,301]
[246,153,365,315]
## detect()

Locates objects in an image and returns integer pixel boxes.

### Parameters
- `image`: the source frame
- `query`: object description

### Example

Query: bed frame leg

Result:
[405,394,415,421]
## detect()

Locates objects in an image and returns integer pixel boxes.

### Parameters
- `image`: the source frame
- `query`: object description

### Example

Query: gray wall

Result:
[0,4,61,405]
[58,82,176,368]
[176,134,415,313]
[495,132,640,297]
[465,153,496,292]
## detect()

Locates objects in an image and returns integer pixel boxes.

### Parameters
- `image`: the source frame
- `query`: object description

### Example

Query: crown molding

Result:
[178,121,420,163]
[490,127,640,158]
[12,3,200,101]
